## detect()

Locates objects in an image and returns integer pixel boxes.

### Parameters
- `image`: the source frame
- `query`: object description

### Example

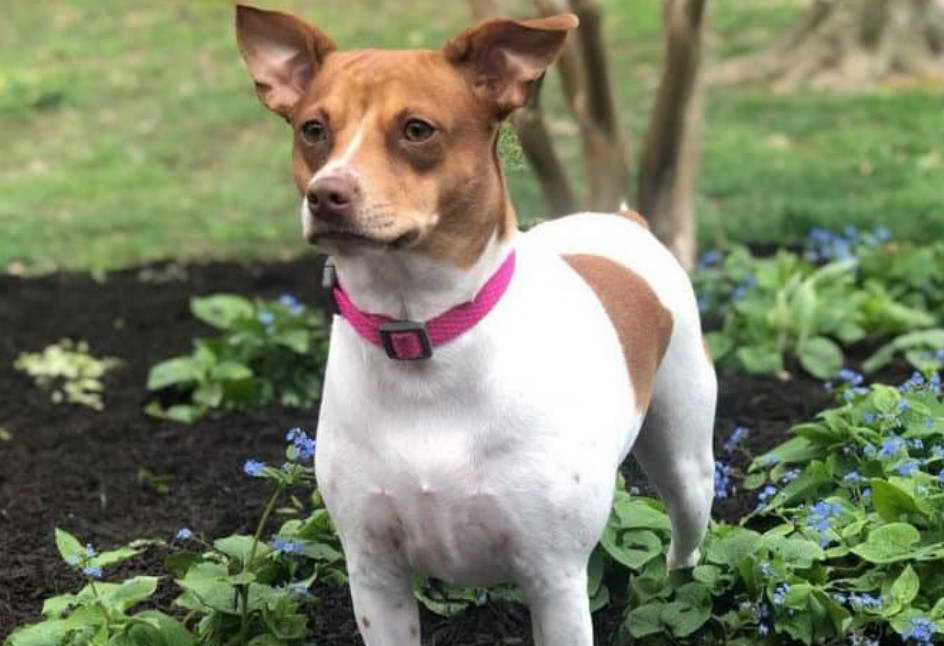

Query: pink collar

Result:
[328,252,516,360]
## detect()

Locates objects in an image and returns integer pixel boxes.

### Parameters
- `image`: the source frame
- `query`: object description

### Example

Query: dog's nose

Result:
[307,176,359,223]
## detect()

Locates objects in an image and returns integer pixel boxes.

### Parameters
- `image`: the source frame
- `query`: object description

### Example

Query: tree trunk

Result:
[711,0,944,91]
[637,0,708,272]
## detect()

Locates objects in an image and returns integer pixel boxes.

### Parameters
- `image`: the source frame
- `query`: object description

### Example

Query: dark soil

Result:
[0,257,883,643]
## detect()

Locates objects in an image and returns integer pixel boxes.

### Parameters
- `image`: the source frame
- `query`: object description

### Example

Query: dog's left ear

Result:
[235,4,337,120]
[443,14,579,118]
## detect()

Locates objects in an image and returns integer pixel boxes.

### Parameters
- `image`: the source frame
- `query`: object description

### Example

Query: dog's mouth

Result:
[308,229,422,250]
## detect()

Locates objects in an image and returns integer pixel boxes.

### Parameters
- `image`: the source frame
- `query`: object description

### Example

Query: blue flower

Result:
[257,310,275,325]
[82,566,103,579]
[243,459,266,477]
[771,583,790,605]
[755,485,778,512]
[699,250,722,268]
[807,501,842,534]
[780,469,801,483]
[760,562,775,577]
[282,582,314,600]
[176,528,193,541]
[714,462,733,499]
[863,412,876,425]
[901,616,937,645]
[843,471,863,484]
[271,538,305,555]
[862,487,872,500]
[84,544,96,558]
[898,399,911,412]
[278,294,305,316]
[862,444,878,459]
[896,461,920,477]
[933,445,944,460]
[837,369,864,387]
[879,437,903,459]
[908,438,924,451]
[849,593,882,611]
[723,426,750,454]
[286,427,316,461]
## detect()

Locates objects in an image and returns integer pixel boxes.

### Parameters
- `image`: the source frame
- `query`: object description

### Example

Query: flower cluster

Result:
[65,543,103,580]
[902,616,938,645]
[723,426,750,454]
[714,461,733,499]
[278,294,306,317]
[805,226,890,263]
[754,485,778,512]
[271,537,305,555]
[806,501,843,545]
[286,427,316,462]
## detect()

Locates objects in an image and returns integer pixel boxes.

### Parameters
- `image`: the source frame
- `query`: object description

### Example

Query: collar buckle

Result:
[378,320,433,361]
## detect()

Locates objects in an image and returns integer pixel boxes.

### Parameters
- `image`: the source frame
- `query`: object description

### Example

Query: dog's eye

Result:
[403,119,435,143]
[300,120,328,145]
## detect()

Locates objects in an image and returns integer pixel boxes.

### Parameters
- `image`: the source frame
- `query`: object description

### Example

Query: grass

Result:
[0,0,942,274]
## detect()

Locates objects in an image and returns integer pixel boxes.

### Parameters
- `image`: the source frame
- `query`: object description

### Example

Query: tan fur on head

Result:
[235,5,578,268]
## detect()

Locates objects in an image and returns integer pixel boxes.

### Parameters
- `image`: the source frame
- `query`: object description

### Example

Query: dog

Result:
[235,5,716,644]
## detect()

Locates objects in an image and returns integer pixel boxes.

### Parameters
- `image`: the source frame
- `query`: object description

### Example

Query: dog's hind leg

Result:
[520,567,594,646]
[631,331,716,570]
[347,566,421,646]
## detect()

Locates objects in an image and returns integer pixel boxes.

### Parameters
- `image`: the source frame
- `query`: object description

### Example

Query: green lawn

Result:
[1,0,941,274]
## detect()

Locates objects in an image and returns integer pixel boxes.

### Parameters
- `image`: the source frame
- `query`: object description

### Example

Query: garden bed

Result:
[0,256,899,643]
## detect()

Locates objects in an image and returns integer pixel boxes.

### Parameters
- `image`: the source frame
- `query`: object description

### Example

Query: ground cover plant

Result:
[696,228,944,379]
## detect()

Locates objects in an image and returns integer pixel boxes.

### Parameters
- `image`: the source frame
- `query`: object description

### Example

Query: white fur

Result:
[315,213,716,645]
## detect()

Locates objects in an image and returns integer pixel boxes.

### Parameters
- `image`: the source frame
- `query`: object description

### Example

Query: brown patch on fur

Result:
[617,208,649,229]
[563,254,673,411]
[361,616,371,629]
[410,625,419,637]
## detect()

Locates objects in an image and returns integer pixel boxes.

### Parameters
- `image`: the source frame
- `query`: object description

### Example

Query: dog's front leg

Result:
[521,568,594,646]
[347,564,421,646]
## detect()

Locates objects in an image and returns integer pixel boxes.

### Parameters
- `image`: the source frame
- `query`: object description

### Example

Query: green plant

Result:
[146,294,328,423]
[14,339,119,410]
[697,233,944,379]
[4,428,345,646]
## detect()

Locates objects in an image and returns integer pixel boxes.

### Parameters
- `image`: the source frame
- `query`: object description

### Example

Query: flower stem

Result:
[237,484,284,646]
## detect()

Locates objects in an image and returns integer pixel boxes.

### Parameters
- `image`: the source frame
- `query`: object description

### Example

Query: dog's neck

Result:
[332,228,516,323]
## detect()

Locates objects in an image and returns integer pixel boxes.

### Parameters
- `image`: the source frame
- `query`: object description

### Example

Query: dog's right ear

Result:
[235,4,336,120]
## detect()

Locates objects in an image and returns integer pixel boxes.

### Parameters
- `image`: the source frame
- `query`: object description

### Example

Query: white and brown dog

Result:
[236,5,716,644]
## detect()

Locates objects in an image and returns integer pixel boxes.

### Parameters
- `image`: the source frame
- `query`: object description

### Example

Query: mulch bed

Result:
[0,256,882,643]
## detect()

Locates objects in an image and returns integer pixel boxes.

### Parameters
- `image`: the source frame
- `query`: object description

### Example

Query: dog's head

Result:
[235,5,577,267]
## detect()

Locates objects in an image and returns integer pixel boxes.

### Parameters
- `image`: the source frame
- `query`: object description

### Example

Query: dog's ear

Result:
[235,4,336,120]
[443,14,578,118]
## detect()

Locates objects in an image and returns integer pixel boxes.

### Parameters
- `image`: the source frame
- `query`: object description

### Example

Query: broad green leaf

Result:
[600,528,664,570]
[736,345,783,375]
[274,329,310,354]
[761,535,824,568]
[213,535,269,566]
[798,336,844,379]
[5,619,71,646]
[99,576,159,613]
[750,436,818,470]
[851,523,921,564]
[871,480,922,522]
[661,583,711,637]
[127,611,195,646]
[54,528,84,565]
[889,565,920,607]
[625,602,664,638]
[89,546,141,569]
[863,329,944,373]
[611,499,672,532]
[146,357,197,390]
[705,528,762,566]
[692,564,723,589]
[190,294,254,329]
[210,361,253,382]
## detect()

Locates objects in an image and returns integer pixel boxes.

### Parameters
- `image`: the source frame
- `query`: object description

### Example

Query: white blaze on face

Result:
[309,110,373,188]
